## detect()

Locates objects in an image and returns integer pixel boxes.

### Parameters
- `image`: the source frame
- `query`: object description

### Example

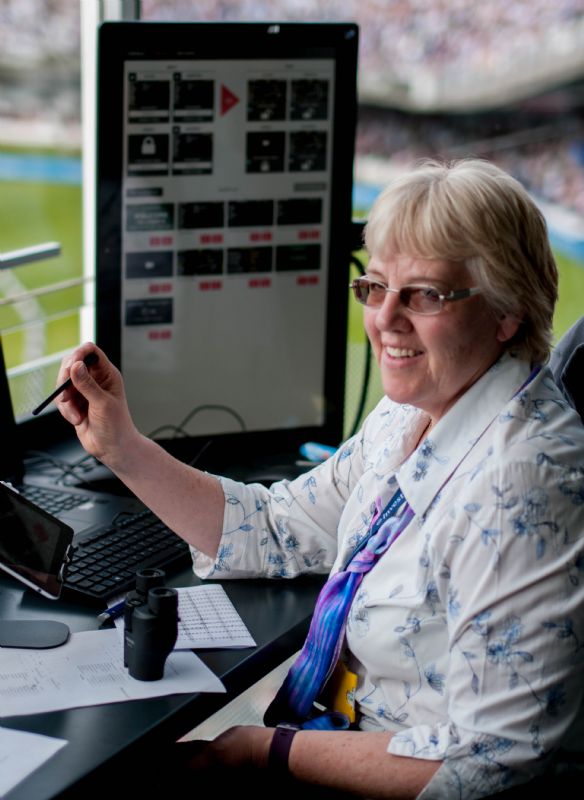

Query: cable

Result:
[146,403,246,442]
[177,404,246,434]
[347,251,372,439]
[350,251,366,277]
[350,219,366,252]
[23,404,243,487]
[146,404,246,470]
[23,451,102,485]
[187,439,213,468]
[144,424,190,440]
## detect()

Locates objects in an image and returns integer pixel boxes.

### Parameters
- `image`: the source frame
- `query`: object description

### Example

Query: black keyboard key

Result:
[90,584,109,595]
[78,578,97,590]
[63,509,190,601]
[65,574,86,585]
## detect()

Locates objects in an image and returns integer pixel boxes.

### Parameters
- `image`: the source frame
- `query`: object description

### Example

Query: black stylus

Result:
[31,352,98,416]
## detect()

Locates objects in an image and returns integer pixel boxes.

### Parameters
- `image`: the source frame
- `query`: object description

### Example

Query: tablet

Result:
[0,481,74,600]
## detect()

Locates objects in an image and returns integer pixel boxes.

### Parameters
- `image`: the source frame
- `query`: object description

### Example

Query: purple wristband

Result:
[268,724,300,771]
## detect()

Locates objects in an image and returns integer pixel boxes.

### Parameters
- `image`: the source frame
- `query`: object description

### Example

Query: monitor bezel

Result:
[96,21,358,469]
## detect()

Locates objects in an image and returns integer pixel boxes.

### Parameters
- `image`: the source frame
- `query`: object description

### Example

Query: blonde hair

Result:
[364,159,558,364]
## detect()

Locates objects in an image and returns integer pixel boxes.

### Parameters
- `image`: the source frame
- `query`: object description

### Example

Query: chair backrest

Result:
[549,316,584,423]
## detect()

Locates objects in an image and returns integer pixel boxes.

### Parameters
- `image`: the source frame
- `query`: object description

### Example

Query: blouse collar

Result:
[396,353,532,518]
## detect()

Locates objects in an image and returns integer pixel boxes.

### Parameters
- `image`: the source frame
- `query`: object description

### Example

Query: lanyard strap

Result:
[342,487,406,570]
[264,489,413,727]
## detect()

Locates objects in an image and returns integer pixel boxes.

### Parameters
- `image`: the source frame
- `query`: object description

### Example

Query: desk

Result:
[0,567,324,800]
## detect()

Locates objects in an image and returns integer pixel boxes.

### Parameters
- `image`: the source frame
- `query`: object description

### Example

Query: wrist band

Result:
[268,723,300,771]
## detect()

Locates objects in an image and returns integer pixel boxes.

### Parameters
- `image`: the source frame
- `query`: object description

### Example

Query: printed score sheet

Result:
[112,584,256,649]
[0,628,225,718]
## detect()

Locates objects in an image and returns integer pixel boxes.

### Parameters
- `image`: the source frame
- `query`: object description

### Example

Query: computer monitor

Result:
[0,337,23,484]
[96,21,358,469]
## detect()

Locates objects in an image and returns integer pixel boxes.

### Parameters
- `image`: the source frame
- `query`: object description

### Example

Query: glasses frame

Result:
[349,277,482,315]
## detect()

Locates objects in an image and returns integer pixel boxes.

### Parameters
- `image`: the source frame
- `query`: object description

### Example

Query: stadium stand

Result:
[142,0,584,109]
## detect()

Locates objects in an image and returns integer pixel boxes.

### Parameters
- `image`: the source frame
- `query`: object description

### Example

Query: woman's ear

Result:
[496,314,522,343]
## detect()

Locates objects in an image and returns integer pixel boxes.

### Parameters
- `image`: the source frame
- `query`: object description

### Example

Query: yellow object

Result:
[320,659,357,723]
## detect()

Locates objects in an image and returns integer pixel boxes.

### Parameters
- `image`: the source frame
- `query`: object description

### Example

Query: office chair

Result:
[549,315,584,423]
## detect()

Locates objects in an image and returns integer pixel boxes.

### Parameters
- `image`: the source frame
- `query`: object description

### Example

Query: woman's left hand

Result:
[174,725,273,771]
[162,726,439,796]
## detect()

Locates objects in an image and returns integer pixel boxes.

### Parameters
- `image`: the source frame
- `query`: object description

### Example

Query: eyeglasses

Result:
[349,277,482,315]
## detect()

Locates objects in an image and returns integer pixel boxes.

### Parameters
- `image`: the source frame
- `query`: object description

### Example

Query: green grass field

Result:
[0,180,82,367]
[1,175,583,428]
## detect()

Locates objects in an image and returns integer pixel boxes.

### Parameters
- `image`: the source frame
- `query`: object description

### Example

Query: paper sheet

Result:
[180,652,297,741]
[0,628,224,718]
[0,727,67,798]
[112,584,256,649]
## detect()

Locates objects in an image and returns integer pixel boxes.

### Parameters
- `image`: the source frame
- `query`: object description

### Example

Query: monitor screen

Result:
[96,22,358,467]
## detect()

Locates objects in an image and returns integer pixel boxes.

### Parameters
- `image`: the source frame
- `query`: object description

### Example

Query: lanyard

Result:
[340,364,541,574]
[341,487,406,570]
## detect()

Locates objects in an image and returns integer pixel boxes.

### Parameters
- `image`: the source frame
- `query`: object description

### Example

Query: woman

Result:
[56,159,584,799]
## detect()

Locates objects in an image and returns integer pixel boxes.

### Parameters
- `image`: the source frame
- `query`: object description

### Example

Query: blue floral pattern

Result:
[191,354,584,799]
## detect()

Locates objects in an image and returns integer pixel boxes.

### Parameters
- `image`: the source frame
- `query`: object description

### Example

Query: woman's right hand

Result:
[55,342,140,471]
[55,343,225,557]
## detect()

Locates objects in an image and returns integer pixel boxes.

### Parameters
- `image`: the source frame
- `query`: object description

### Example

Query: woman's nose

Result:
[374,289,410,331]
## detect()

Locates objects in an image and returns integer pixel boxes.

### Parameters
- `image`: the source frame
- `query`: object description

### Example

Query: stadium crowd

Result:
[357,105,584,216]
[142,0,584,90]
[0,0,79,64]
[1,0,584,216]
[5,0,581,92]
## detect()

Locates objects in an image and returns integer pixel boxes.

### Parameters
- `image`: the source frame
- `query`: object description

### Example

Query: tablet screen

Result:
[0,482,74,599]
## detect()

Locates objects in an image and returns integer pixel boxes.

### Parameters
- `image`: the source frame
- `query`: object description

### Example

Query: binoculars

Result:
[124,568,178,681]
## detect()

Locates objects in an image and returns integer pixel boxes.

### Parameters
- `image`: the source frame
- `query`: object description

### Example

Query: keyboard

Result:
[20,483,92,515]
[64,509,191,602]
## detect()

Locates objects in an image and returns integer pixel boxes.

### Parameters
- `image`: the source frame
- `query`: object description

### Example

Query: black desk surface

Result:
[0,566,323,800]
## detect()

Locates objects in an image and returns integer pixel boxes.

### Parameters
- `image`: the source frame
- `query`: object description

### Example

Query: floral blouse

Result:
[191,353,584,799]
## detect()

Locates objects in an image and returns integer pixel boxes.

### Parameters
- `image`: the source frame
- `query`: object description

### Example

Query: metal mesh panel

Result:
[9,356,63,419]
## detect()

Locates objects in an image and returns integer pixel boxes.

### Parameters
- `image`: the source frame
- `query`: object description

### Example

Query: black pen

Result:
[31,352,98,416]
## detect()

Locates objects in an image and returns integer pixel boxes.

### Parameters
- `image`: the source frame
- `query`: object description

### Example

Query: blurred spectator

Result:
[1,0,584,215]
[356,104,584,215]
[142,0,584,92]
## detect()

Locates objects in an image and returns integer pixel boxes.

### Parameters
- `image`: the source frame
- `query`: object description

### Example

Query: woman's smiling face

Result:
[363,254,519,425]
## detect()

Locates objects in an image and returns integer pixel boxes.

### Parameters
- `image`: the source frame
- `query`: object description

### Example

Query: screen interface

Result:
[121,57,336,438]
[0,483,72,598]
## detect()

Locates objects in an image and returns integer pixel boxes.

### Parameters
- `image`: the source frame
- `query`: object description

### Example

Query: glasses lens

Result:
[352,281,445,312]
[352,279,385,306]
[352,279,369,304]
[367,281,388,306]
[403,286,442,314]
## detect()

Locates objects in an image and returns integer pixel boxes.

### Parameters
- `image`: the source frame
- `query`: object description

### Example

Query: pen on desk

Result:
[97,599,125,624]
[31,352,98,416]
